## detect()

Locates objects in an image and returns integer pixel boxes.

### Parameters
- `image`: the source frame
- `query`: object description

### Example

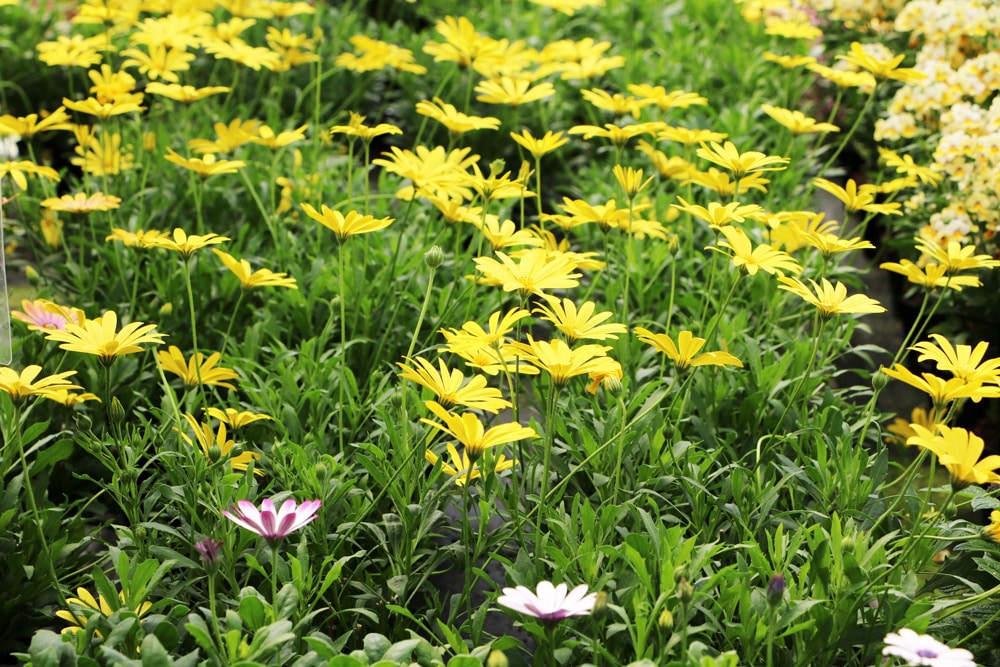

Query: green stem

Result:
[534,382,561,546]
[181,260,208,408]
[337,242,348,452]
[11,403,69,611]
[219,290,247,359]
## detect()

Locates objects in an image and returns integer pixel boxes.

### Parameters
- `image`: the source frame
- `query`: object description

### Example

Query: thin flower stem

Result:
[238,168,281,250]
[182,260,209,408]
[664,250,678,333]
[534,382,561,545]
[10,403,69,611]
[271,543,280,618]
[611,393,628,504]
[219,289,246,359]
[337,242,348,453]
[816,87,876,180]
[206,572,227,661]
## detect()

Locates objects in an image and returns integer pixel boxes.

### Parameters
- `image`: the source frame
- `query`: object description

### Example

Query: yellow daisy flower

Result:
[44,311,166,366]
[397,357,511,413]
[777,276,886,318]
[634,328,742,370]
[212,249,298,290]
[420,400,537,460]
[159,346,239,390]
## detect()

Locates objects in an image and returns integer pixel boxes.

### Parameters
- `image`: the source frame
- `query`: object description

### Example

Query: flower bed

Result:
[2,0,1000,665]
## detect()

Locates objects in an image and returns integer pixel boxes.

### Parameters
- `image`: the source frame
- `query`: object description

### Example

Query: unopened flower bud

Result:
[486,650,508,667]
[207,444,223,463]
[424,245,444,269]
[766,573,785,608]
[195,536,223,568]
[159,302,173,317]
[314,462,329,482]
[142,131,157,152]
[25,265,41,286]
[658,608,674,629]
[602,374,623,396]
[592,590,608,618]
[872,368,888,392]
[110,397,126,425]
[676,577,694,604]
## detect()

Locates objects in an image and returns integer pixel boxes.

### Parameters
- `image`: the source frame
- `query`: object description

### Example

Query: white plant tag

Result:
[0,178,12,365]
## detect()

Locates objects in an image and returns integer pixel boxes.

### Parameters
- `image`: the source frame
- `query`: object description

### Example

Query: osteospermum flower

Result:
[880,260,981,292]
[301,203,394,242]
[164,148,246,178]
[914,236,1000,274]
[837,42,926,84]
[421,400,537,461]
[910,334,1000,386]
[474,249,582,298]
[182,414,261,475]
[498,581,598,622]
[907,423,1000,489]
[159,347,239,390]
[712,225,801,277]
[223,498,321,544]
[634,328,742,370]
[40,191,121,213]
[534,298,626,344]
[205,407,274,430]
[417,97,501,135]
[425,444,516,486]
[397,357,511,413]
[0,366,81,405]
[760,104,839,134]
[144,83,230,103]
[883,364,1000,410]
[212,249,298,290]
[696,141,789,179]
[106,228,170,248]
[882,628,976,667]
[11,299,83,332]
[43,311,166,366]
[507,336,618,387]
[148,228,230,259]
[777,277,886,318]
[510,129,568,160]
[56,586,152,636]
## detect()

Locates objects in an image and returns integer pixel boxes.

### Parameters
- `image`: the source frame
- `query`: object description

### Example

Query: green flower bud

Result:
[110,397,126,425]
[424,245,445,269]
[25,265,41,286]
[872,368,888,392]
[486,650,508,667]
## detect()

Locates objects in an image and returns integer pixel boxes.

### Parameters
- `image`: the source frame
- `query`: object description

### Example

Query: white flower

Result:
[883,628,977,667]
[497,581,597,622]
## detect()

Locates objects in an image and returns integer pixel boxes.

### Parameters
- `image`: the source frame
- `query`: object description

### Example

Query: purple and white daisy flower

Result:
[882,628,977,667]
[223,498,321,543]
[497,581,597,623]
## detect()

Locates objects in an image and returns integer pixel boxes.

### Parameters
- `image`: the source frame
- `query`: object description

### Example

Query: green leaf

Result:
[35,438,75,470]
[363,634,391,662]
[239,595,268,631]
[445,657,482,667]
[153,619,180,651]
[275,583,300,620]
[138,635,171,667]
[328,657,367,667]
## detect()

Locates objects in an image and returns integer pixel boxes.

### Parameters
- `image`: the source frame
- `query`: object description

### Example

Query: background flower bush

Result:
[2,0,1000,665]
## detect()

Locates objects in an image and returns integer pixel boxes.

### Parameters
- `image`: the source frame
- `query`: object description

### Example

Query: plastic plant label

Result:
[0,178,11,365]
